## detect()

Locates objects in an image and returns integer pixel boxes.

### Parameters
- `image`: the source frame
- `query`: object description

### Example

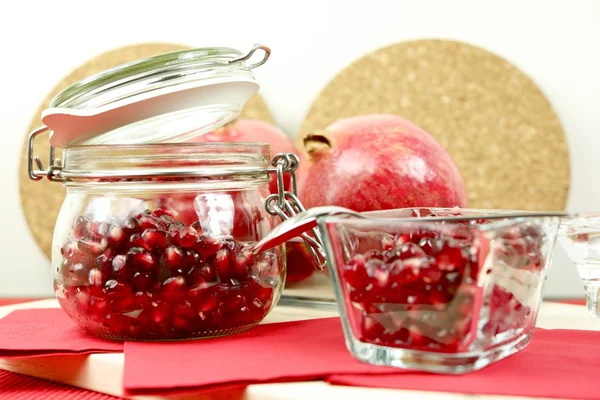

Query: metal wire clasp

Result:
[27,126,64,182]
[229,43,271,69]
[265,153,327,271]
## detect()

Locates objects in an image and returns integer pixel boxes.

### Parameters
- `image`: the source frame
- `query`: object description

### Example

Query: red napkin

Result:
[0,308,123,357]
[125,315,600,399]
[123,317,397,396]
[327,328,600,400]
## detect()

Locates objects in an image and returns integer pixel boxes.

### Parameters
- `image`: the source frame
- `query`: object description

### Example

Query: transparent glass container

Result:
[25,44,298,340]
[557,214,600,317]
[52,143,285,340]
[318,207,561,373]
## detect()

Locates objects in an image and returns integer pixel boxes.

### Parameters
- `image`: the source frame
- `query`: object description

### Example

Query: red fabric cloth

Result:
[0,308,122,357]
[123,317,398,396]
[123,315,600,399]
[326,328,600,399]
[0,299,590,398]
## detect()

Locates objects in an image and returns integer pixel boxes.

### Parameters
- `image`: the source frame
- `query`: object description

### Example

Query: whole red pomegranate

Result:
[297,114,468,211]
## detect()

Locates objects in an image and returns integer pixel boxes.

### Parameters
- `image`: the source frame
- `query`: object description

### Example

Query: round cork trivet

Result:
[299,39,570,212]
[19,43,274,260]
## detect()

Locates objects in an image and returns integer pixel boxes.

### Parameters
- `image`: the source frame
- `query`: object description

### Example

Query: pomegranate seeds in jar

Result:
[56,207,281,340]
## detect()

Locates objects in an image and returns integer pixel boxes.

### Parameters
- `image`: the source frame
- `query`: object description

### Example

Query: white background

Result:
[0,0,598,298]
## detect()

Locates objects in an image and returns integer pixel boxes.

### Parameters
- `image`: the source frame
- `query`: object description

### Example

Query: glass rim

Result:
[318,208,567,227]
[61,142,272,181]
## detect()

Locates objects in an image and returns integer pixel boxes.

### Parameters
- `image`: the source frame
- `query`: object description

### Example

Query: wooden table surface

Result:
[0,276,596,399]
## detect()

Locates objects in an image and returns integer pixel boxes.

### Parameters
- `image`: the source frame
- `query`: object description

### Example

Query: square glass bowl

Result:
[319,207,561,373]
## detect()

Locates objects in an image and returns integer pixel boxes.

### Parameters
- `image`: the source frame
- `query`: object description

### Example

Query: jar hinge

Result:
[265,153,327,271]
[27,126,64,182]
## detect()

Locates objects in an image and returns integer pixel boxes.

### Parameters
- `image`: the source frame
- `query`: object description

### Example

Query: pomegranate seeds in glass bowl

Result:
[319,207,562,373]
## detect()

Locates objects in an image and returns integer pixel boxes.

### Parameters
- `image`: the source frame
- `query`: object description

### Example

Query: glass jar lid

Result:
[41,44,270,148]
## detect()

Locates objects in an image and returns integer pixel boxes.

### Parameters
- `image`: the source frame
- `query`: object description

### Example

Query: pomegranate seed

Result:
[223,292,246,313]
[68,263,87,282]
[418,237,441,255]
[200,263,217,282]
[222,238,241,253]
[78,238,108,256]
[343,254,368,288]
[361,315,385,340]
[408,325,428,346]
[128,234,151,251]
[428,289,448,310]
[188,268,206,287]
[153,206,178,218]
[123,217,141,235]
[174,300,196,320]
[215,249,230,280]
[198,292,218,314]
[89,296,109,316]
[88,268,103,286]
[364,258,385,278]
[382,235,394,251]
[172,316,193,331]
[386,242,426,263]
[421,260,442,283]
[95,253,113,276]
[250,277,274,302]
[103,314,126,335]
[112,255,131,280]
[406,292,428,305]
[133,291,153,309]
[151,301,170,326]
[162,276,186,299]
[181,250,200,272]
[232,252,249,279]
[139,215,166,231]
[444,271,461,285]
[104,279,131,295]
[372,268,390,289]
[250,298,265,313]
[195,236,222,256]
[61,241,78,257]
[175,227,198,248]
[106,225,125,247]
[168,221,185,232]
[132,271,153,291]
[435,245,467,272]
[125,319,145,337]
[128,248,156,270]
[73,216,89,239]
[164,246,184,271]
[141,229,168,249]
[75,289,90,311]
[388,259,421,285]
[394,233,411,247]
[88,221,109,239]
[365,250,384,260]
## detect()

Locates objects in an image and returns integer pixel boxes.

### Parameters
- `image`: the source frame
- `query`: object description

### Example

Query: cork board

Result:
[19,43,274,260]
[299,39,570,212]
